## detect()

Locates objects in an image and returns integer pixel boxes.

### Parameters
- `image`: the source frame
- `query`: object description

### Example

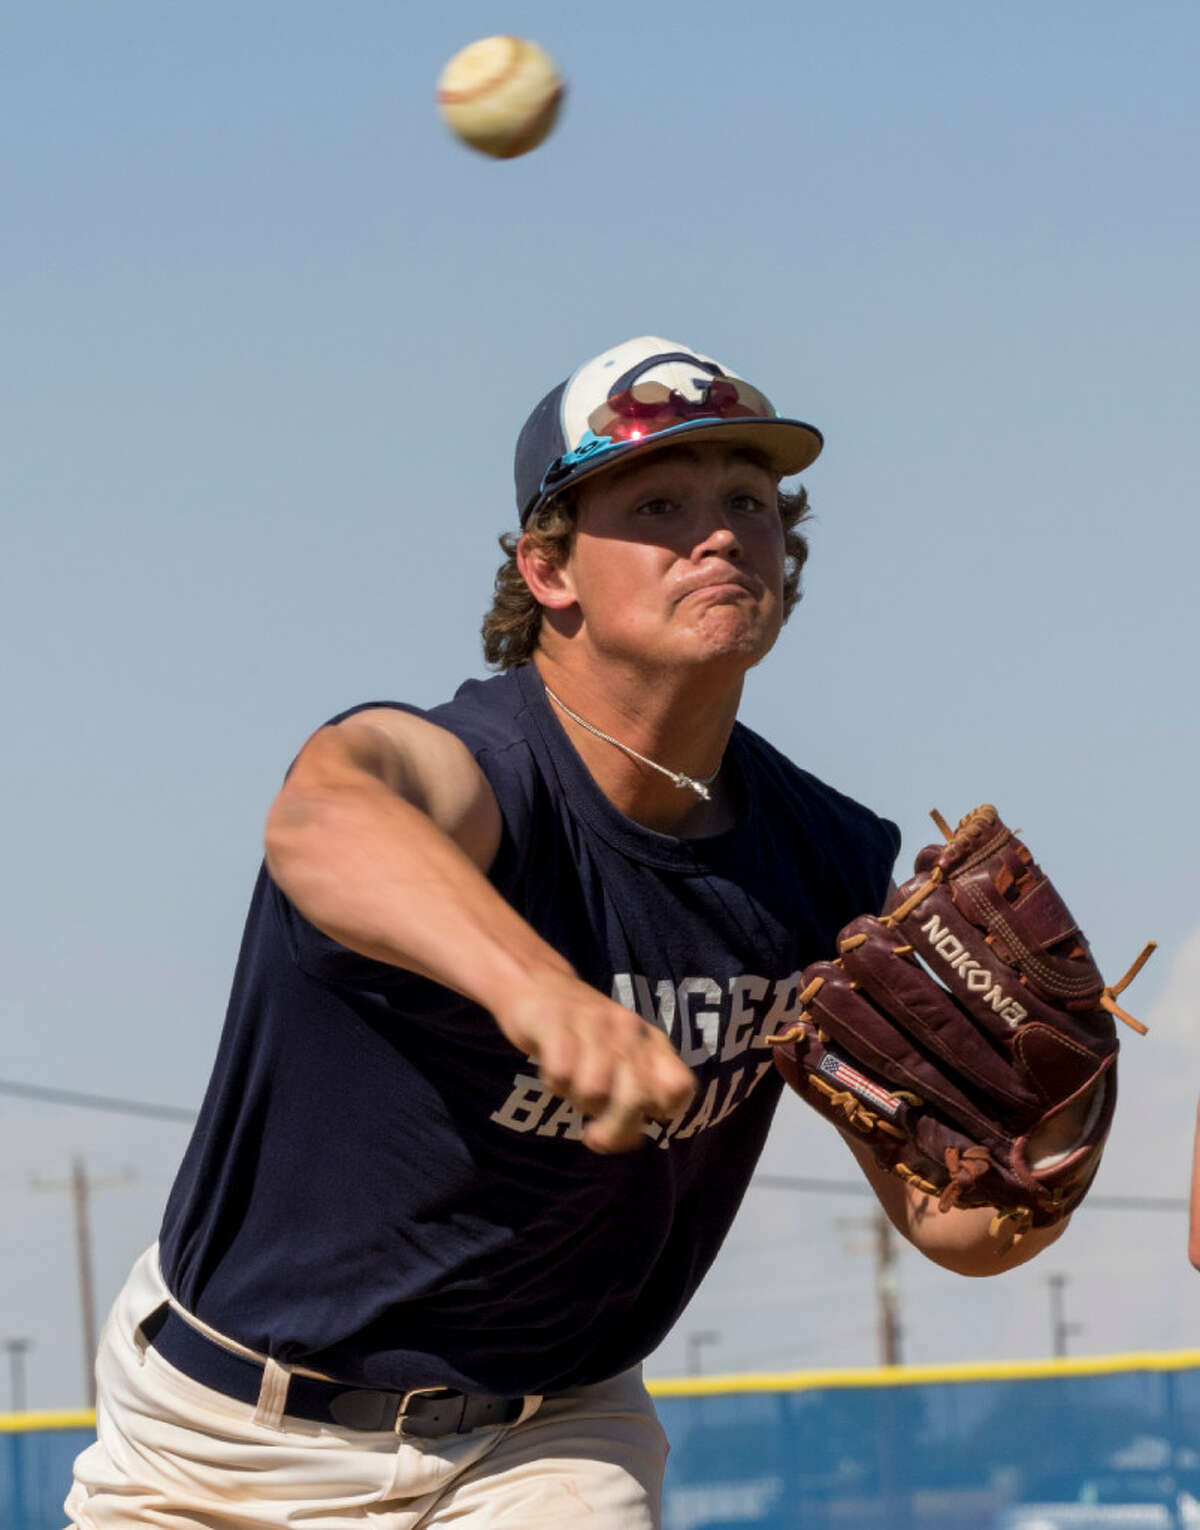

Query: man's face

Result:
[561,441,787,673]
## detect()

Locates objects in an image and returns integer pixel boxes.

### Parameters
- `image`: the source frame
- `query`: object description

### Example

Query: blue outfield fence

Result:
[650,1353,1200,1530]
[5,1352,1200,1530]
[0,1415,93,1530]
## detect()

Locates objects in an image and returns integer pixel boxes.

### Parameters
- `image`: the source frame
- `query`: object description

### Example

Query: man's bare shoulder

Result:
[332,707,503,871]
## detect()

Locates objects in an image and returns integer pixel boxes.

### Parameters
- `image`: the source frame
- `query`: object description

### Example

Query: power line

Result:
[0,1078,196,1122]
[752,1172,1187,1212]
[1077,1194,1189,1212]
[755,1174,874,1196]
[0,1087,1190,1217]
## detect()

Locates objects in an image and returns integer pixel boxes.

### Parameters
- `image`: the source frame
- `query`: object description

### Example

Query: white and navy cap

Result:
[514,335,823,525]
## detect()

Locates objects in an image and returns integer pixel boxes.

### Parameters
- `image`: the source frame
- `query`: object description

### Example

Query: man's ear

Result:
[516,534,577,611]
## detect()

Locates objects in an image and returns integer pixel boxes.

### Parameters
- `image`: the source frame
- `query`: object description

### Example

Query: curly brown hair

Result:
[481,485,812,670]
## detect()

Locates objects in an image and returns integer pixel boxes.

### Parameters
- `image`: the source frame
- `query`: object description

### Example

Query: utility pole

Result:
[838,1209,909,1526]
[875,1210,902,1367]
[840,1207,902,1366]
[4,1338,33,1412]
[1047,1272,1083,1358]
[32,1155,134,1406]
[686,1330,721,1376]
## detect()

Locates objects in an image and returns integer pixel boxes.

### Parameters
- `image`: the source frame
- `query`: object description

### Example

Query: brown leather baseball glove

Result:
[769,804,1153,1246]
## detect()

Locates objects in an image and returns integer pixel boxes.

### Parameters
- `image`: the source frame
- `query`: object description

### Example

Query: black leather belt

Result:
[141,1305,531,1437]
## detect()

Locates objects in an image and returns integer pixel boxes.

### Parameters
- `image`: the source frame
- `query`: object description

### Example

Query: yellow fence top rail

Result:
[0,1409,95,1433]
[647,1348,1200,1397]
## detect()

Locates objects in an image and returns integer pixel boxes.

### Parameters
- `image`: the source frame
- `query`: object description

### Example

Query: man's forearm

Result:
[1189,1097,1200,1270]
[841,1130,1070,1276]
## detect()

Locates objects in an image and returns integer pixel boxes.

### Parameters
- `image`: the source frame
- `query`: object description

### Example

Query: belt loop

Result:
[514,1394,543,1426]
[253,1355,292,1431]
[133,1302,169,1365]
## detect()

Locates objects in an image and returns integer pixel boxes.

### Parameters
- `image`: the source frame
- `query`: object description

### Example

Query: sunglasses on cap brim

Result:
[535,374,781,506]
[586,376,776,444]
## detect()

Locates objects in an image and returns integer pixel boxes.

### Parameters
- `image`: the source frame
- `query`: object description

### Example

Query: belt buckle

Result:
[394,1384,457,1437]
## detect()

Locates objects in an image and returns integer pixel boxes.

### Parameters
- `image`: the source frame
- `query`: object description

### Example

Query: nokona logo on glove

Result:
[916,913,1028,1028]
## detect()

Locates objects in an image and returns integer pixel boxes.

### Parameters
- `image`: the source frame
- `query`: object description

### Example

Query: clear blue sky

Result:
[3,0,1198,1407]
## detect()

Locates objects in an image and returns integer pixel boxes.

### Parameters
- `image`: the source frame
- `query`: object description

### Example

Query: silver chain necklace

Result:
[543,685,722,802]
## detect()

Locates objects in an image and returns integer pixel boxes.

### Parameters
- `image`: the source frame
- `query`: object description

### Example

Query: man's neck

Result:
[532,652,744,836]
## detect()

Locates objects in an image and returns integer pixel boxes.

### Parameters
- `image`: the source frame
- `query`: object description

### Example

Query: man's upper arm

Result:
[290,706,504,873]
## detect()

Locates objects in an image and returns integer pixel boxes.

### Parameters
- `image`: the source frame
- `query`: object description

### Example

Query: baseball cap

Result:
[514,335,823,525]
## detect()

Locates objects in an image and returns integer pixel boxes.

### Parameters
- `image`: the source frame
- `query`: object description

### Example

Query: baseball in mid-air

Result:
[436,36,564,160]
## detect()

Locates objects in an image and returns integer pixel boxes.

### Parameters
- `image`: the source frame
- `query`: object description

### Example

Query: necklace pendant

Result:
[673,774,712,802]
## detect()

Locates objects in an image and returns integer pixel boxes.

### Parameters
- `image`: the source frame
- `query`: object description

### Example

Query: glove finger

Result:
[773,1021,992,1202]
[835,917,1040,1113]
[805,964,1016,1151]
[898,821,1110,1021]
[888,889,1114,1093]
[772,1020,920,1142]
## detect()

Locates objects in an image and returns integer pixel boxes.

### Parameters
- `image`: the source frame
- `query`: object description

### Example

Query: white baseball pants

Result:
[65,1248,668,1529]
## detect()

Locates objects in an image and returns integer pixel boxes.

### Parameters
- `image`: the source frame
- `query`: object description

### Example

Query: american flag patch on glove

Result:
[817,1052,903,1119]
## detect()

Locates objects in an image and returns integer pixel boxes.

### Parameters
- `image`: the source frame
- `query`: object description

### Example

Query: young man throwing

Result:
[67,336,1076,1530]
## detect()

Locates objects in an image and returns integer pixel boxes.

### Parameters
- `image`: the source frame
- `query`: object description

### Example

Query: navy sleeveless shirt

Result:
[159,665,899,1396]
